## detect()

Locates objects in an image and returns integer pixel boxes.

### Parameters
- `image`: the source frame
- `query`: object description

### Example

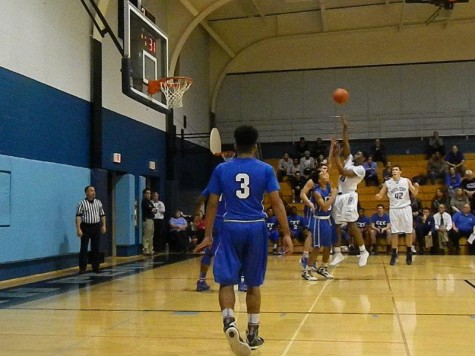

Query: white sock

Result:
[222,309,234,319]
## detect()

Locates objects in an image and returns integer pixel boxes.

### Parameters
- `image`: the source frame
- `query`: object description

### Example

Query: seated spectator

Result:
[310,137,327,159]
[427,131,445,158]
[427,151,447,185]
[289,171,306,203]
[294,137,309,159]
[363,156,380,186]
[287,206,307,244]
[445,166,462,197]
[290,158,302,178]
[316,154,327,166]
[429,204,452,255]
[299,151,315,178]
[462,170,475,211]
[277,153,293,182]
[410,192,423,221]
[192,211,205,245]
[451,187,470,213]
[451,203,475,255]
[370,138,387,166]
[445,145,466,176]
[169,209,190,252]
[382,161,392,182]
[265,207,281,255]
[414,207,433,255]
[356,208,373,253]
[431,188,450,214]
[370,204,391,254]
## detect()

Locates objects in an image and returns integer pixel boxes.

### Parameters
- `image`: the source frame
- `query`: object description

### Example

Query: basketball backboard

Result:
[121,1,169,113]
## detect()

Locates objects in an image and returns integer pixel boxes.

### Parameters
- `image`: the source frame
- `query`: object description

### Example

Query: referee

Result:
[75,185,107,273]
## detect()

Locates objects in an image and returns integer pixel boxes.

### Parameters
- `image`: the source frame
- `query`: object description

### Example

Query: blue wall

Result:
[102,109,166,178]
[0,67,90,167]
[0,154,90,264]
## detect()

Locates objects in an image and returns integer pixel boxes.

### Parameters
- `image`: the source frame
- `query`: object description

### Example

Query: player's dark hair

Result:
[393,164,401,170]
[234,125,258,153]
[310,170,321,183]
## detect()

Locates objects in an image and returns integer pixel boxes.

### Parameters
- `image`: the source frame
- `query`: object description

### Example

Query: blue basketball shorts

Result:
[308,216,334,248]
[213,221,268,287]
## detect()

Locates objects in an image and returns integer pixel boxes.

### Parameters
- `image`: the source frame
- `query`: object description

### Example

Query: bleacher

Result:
[265,153,475,254]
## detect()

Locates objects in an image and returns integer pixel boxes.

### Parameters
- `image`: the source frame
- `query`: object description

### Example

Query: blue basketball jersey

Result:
[371,213,390,229]
[357,215,371,229]
[266,215,279,232]
[313,184,332,217]
[207,158,279,221]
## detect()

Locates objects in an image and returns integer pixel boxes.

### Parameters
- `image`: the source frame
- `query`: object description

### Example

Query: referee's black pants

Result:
[79,222,101,272]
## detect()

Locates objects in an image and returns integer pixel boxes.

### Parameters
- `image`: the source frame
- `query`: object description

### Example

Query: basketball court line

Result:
[464,279,475,289]
[280,272,334,356]
[0,254,197,309]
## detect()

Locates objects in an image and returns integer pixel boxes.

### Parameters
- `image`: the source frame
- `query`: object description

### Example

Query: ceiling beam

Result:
[179,0,235,59]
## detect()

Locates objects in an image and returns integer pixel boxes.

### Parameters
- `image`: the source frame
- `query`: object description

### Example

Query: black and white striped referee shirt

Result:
[76,199,105,224]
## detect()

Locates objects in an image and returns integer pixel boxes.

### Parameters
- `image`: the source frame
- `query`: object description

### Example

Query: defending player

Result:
[302,167,338,280]
[376,165,419,265]
[331,118,370,267]
[194,125,293,355]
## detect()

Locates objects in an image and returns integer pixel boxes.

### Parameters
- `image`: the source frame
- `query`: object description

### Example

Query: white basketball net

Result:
[160,77,192,109]
[221,151,236,162]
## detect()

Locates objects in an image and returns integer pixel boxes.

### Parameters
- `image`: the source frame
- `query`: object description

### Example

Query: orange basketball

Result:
[333,88,349,105]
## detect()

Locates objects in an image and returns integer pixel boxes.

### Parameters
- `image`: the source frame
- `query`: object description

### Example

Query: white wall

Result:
[0,0,92,100]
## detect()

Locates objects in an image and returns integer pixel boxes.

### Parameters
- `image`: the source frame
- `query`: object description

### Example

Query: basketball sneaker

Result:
[330,252,345,266]
[247,333,264,350]
[299,257,308,270]
[223,318,251,356]
[358,250,370,267]
[316,267,334,279]
[301,270,318,281]
[390,253,398,266]
[196,280,210,292]
[406,252,413,265]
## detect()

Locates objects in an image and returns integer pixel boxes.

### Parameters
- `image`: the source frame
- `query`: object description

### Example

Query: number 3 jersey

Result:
[207,157,279,221]
[385,177,411,209]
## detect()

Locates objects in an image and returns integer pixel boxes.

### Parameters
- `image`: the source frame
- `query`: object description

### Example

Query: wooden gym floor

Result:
[0,252,474,356]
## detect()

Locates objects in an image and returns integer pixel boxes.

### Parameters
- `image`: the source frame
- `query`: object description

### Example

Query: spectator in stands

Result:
[290,158,302,178]
[299,151,315,178]
[169,209,190,252]
[287,206,307,245]
[427,151,446,185]
[277,153,293,182]
[316,154,328,167]
[310,137,327,160]
[356,208,373,254]
[265,207,281,255]
[295,137,309,159]
[451,203,475,255]
[445,145,466,177]
[445,166,462,197]
[363,156,380,187]
[410,192,423,220]
[427,131,445,158]
[451,187,470,213]
[430,204,452,255]
[431,188,450,214]
[370,204,391,254]
[370,138,387,166]
[289,171,306,203]
[461,170,475,212]
[382,161,392,182]
[414,207,432,255]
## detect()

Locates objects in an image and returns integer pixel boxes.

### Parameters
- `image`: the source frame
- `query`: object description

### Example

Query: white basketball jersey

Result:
[385,177,411,209]
[337,154,365,194]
